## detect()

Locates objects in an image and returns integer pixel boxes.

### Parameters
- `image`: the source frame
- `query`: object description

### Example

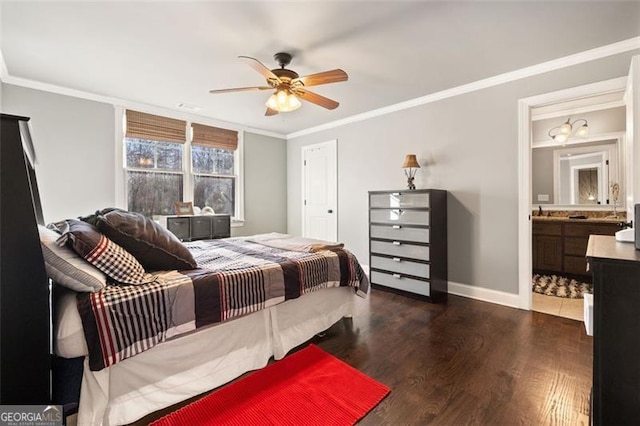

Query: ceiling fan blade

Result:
[295,89,340,110]
[238,56,281,83]
[209,86,271,94]
[292,69,348,87]
[265,107,279,116]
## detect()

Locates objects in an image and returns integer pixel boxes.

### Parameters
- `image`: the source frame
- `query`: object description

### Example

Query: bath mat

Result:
[532,274,592,299]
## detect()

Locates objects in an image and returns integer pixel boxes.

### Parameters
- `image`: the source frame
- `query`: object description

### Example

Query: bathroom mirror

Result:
[531,137,624,209]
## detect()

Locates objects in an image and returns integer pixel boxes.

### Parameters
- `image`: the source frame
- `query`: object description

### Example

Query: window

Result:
[125,138,183,217]
[190,122,239,217]
[123,110,241,220]
[192,146,236,216]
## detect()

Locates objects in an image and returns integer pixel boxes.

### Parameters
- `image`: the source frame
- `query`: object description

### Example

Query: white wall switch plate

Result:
[537,194,550,202]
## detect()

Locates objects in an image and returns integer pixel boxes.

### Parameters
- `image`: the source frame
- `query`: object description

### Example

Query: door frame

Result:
[301,139,338,240]
[517,77,627,310]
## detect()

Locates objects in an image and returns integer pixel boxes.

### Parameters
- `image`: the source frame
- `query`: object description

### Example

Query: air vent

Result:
[176,103,202,112]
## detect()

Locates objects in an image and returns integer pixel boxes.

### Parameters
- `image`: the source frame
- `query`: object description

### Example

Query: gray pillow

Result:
[38,225,106,292]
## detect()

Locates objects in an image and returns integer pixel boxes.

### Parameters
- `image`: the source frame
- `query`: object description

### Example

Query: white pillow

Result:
[38,225,106,292]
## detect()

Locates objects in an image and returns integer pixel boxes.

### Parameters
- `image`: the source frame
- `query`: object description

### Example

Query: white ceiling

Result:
[2,1,640,135]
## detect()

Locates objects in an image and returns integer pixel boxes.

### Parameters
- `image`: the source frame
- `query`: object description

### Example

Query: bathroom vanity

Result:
[532,217,622,278]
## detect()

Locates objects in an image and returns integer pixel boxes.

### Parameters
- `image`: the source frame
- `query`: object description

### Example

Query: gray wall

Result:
[232,132,287,236]
[1,84,288,234]
[532,147,555,204]
[3,84,115,223]
[287,51,638,295]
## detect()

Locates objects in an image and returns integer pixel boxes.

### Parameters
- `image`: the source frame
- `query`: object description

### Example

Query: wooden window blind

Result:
[191,123,238,151]
[125,110,187,143]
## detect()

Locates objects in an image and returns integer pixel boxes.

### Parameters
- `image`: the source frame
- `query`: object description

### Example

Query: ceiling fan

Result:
[209,52,348,116]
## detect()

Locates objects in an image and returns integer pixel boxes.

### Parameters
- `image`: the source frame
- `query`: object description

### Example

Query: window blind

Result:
[125,110,187,144]
[191,123,238,151]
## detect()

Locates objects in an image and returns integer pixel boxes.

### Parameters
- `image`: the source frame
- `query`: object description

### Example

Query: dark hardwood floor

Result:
[130,289,593,425]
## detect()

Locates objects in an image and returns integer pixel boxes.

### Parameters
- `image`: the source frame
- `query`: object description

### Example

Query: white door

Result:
[625,55,639,218]
[302,140,337,241]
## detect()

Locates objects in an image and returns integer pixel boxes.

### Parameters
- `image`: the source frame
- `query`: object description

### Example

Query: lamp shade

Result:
[402,154,420,169]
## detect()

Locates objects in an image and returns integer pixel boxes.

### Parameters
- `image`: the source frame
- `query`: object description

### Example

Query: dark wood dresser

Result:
[586,235,640,425]
[368,189,447,302]
[0,114,50,403]
[163,214,231,241]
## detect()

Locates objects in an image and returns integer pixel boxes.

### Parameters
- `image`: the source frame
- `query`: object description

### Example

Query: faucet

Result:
[538,205,543,216]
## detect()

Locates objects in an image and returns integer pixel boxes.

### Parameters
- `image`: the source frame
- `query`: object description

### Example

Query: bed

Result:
[4,113,368,424]
[1,115,369,423]
[50,230,369,425]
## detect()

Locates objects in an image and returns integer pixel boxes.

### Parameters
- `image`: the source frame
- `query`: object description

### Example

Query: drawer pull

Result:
[392,257,402,262]
[392,241,401,246]
[392,225,401,229]
[392,273,402,279]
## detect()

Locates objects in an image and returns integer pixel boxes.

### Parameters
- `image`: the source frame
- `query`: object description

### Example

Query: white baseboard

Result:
[363,263,522,309]
[448,281,522,309]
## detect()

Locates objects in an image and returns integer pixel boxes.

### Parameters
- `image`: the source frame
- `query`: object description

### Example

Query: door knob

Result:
[327,209,333,213]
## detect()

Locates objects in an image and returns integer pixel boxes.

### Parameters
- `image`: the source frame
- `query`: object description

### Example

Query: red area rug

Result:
[152,344,390,426]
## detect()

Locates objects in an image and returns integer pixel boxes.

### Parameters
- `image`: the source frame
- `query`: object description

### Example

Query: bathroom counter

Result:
[532,216,624,224]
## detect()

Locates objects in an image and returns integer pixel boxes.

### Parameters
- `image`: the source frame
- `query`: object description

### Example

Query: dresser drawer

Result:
[371,240,429,261]
[370,208,429,226]
[212,215,231,237]
[370,192,430,208]
[370,224,429,243]
[371,271,430,296]
[190,216,211,240]
[564,223,620,237]
[532,222,562,236]
[167,217,190,240]
[371,255,430,278]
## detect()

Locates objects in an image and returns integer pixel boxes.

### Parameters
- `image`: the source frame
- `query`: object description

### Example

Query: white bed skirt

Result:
[77,287,358,425]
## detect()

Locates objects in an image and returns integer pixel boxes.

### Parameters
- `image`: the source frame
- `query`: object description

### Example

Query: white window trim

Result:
[115,107,245,225]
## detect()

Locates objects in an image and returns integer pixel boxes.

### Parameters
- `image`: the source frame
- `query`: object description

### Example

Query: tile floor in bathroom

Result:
[532,292,585,321]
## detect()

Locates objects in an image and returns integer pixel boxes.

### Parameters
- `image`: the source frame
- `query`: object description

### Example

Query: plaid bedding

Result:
[77,238,368,371]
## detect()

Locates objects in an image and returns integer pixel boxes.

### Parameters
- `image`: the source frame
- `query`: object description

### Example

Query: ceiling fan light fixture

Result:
[265,88,301,112]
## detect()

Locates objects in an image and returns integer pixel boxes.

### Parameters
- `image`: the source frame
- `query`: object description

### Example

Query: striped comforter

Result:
[77,237,368,371]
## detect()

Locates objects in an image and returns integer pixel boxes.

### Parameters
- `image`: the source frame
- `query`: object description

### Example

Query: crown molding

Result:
[2,36,639,141]
[0,60,286,140]
[287,36,640,139]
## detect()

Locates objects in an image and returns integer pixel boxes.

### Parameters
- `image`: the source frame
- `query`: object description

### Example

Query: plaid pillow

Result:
[58,219,152,285]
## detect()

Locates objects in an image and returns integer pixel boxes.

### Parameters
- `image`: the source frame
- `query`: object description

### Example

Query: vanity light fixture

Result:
[548,117,589,143]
